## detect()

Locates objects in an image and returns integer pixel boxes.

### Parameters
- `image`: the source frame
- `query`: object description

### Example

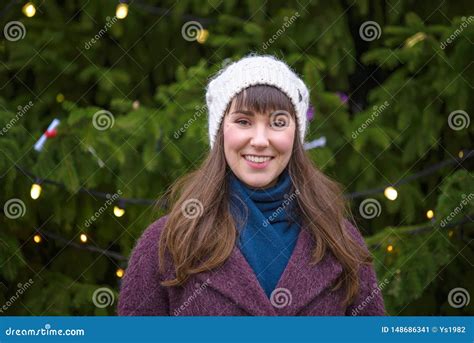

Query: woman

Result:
[117,55,385,316]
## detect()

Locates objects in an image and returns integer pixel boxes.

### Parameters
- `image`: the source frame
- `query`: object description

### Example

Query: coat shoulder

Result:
[132,214,174,275]
[342,219,386,315]
[343,219,369,250]
[117,214,171,315]
[136,215,169,252]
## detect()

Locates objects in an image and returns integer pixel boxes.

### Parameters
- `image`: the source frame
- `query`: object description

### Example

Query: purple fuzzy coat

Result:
[117,215,386,316]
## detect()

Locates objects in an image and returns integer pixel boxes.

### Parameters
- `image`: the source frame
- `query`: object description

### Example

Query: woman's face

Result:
[223,99,296,189]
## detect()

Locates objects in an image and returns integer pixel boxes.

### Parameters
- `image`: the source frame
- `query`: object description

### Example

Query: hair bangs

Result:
[228,85,296,117]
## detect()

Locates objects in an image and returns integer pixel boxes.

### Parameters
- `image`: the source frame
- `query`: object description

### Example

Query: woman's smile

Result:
[242,154,275,169]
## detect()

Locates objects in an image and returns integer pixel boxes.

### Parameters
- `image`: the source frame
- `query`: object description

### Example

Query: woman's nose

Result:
[250,125,269,148]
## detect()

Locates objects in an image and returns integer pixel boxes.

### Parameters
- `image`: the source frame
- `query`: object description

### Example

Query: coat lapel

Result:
[195,225,343,316]
[195,244,277,316]
[274,226,343,315]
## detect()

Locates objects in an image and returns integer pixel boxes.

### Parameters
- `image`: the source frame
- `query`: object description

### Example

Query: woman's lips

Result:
[242,155,274,169]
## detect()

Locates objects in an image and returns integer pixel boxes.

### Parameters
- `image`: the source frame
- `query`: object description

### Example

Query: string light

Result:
[116,3,129,19]
[15,150,474,205]
[384,186,398,201]
[32,214,471,263]
[114,200,126,217]
[33,234,42,243]
[80,234,88,243]
[30,183,42,200]
[56,93,64,103]
[426,210,434,219]
[386,244,394,253]
[116,268,125,278]
[113,205,125,217]
[458,150,464,158]
[197,29,209,44]
[22,2,36,17]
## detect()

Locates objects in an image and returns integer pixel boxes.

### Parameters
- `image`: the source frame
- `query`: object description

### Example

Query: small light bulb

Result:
[384,186,398,201]
[114,205,125,217]
[33,234,42,243]
[30,183,42,200]
[197,29,209,44]
[22,2,36,17]
[448,230,454,238]
[56,93,64,103]
[458,150,464,158]
[80,234,88,243]
[426,210,434,219]
[387,244,394,252]
[116,3,128,19]
[116,268,124,278]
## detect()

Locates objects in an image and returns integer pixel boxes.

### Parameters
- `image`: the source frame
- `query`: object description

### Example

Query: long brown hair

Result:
[159,85,372,307]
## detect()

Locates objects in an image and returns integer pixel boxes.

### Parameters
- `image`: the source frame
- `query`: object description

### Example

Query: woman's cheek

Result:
[225,125,247,146]
[271,130,294,154]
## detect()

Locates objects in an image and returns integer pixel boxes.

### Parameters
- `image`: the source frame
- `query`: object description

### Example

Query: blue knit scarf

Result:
[228,168,301,298]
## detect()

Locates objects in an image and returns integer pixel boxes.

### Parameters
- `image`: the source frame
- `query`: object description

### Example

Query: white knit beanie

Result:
[205,55,310,149]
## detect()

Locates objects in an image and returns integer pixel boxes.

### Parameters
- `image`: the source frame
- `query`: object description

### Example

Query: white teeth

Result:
[244,155,272,163]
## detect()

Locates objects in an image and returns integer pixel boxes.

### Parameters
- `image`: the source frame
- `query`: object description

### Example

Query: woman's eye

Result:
[236,119,250,126]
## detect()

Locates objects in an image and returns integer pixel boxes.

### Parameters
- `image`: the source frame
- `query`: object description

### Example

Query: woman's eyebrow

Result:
[231,110,275,117]
[231,110,255,116]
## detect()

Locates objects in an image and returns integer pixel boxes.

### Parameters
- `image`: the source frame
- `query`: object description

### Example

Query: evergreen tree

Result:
[0,1,472,315]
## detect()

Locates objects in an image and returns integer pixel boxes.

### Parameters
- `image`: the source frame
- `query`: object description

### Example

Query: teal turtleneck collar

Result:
[228,168,301,298]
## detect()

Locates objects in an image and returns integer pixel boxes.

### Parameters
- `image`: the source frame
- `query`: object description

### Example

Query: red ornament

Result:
[45,129,57,138]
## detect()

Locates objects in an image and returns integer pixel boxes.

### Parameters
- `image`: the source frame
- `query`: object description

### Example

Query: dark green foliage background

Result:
[0,0,472,315]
